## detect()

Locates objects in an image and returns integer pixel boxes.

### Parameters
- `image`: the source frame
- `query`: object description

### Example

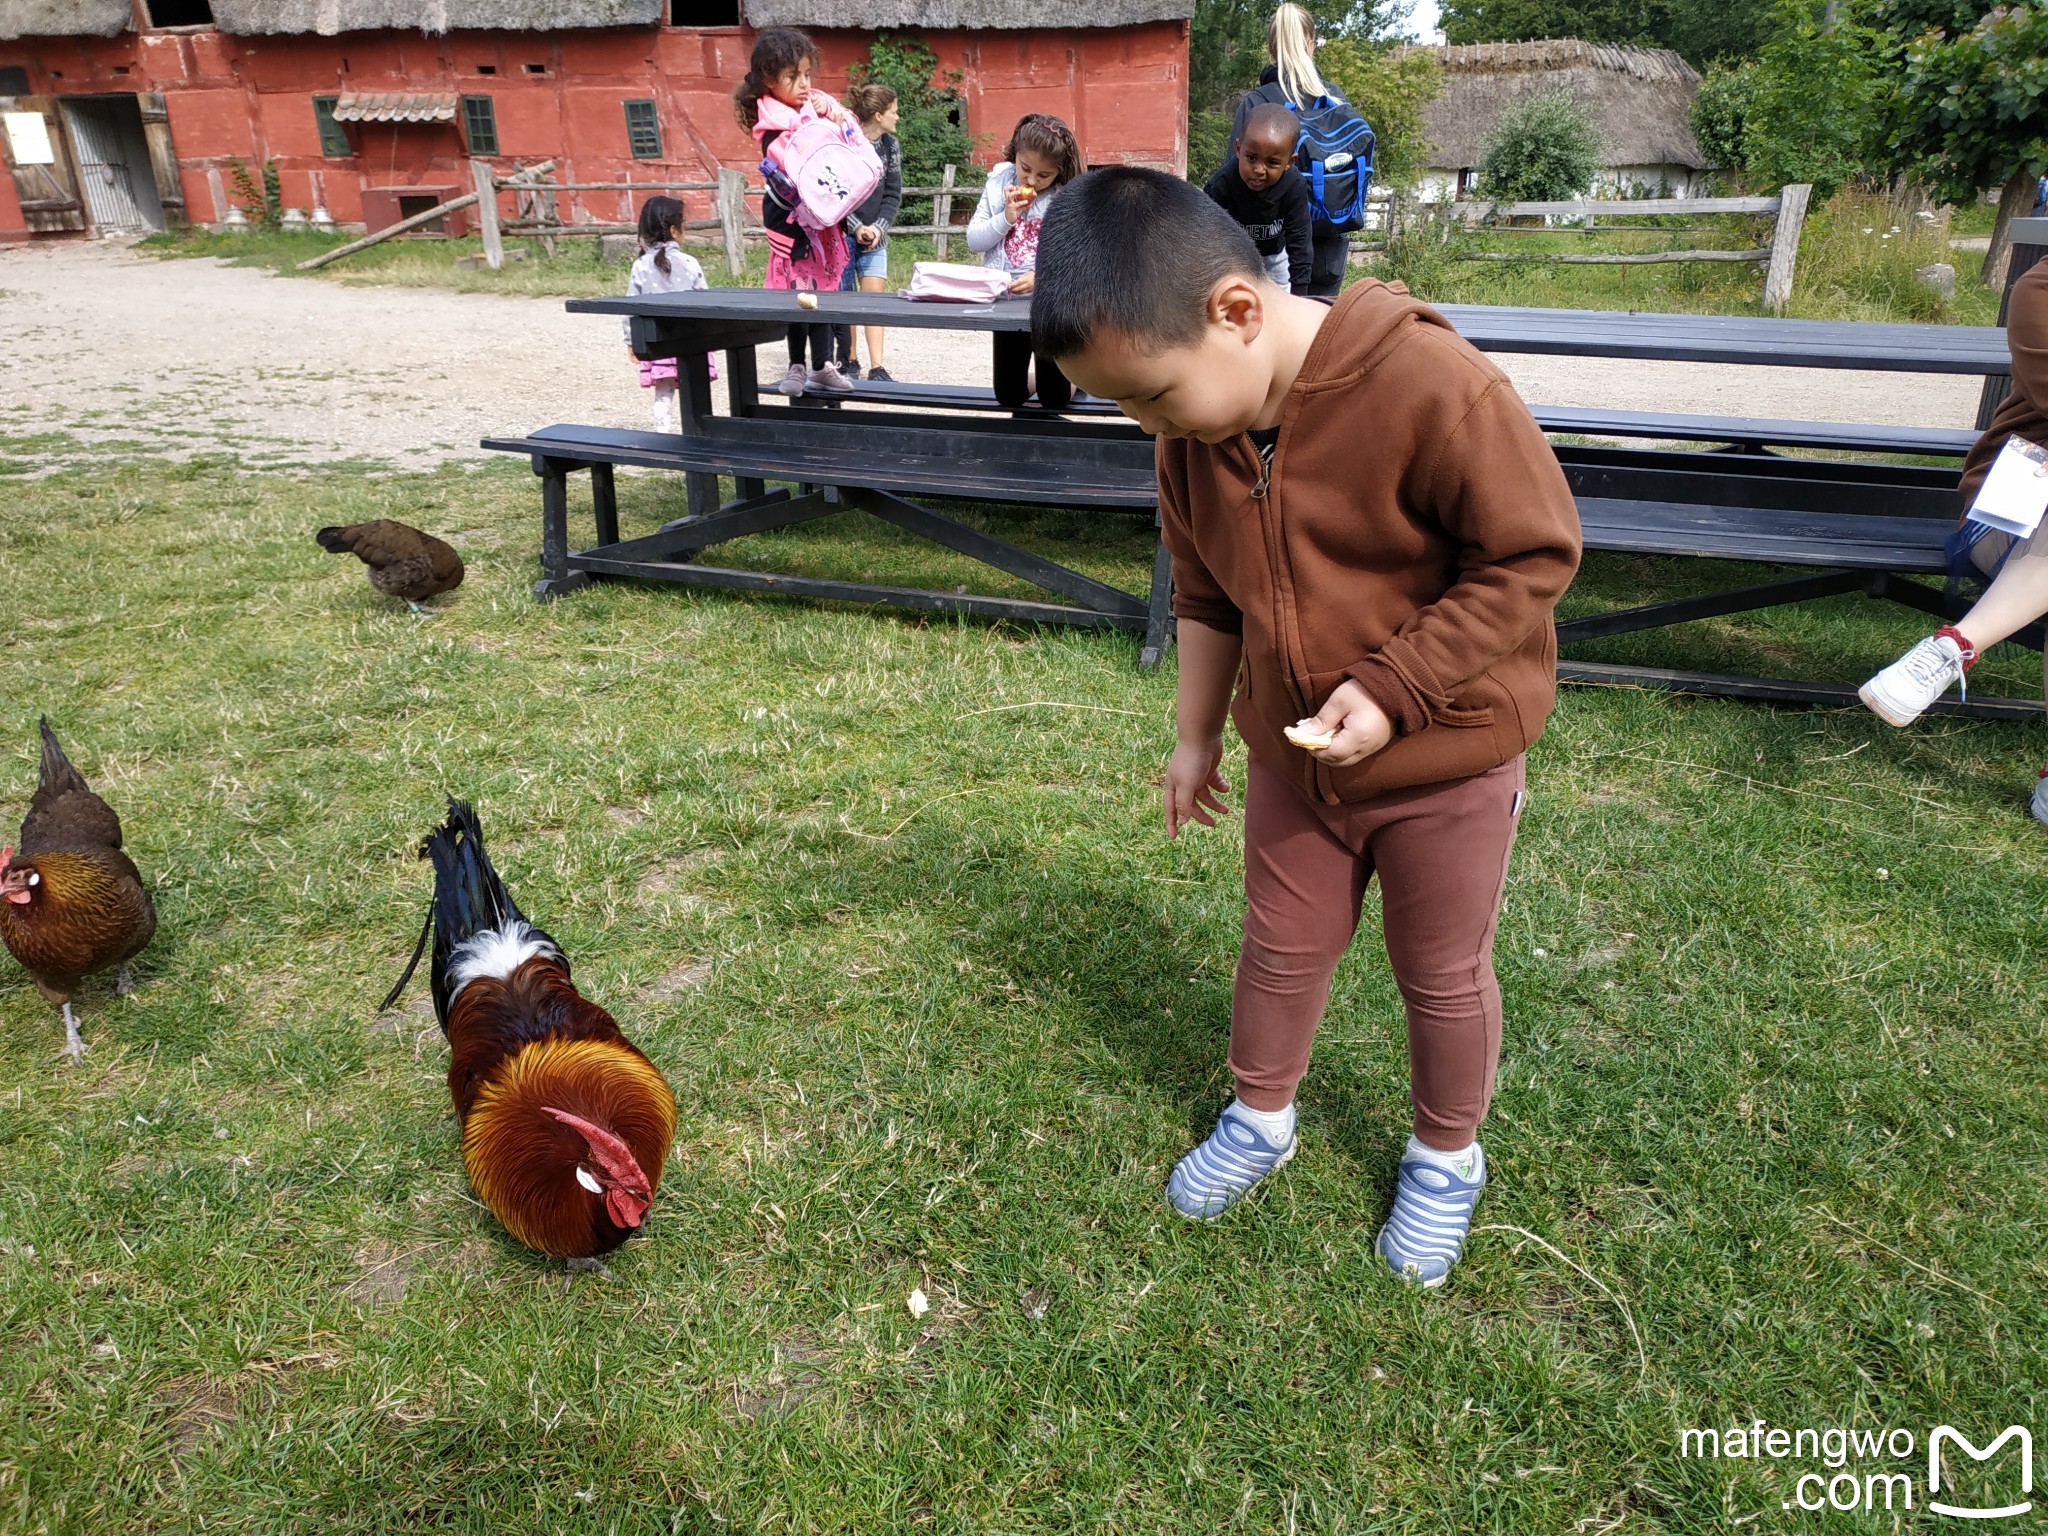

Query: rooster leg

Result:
[407,602,440,619]
[115,965,136,997]
[563,1255,615,1285]
[59,1003,87,1063]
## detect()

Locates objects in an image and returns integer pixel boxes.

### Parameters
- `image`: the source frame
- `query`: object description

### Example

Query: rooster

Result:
[383,801,675,1261]
[0,720,157,1063]
[315,521,464,613]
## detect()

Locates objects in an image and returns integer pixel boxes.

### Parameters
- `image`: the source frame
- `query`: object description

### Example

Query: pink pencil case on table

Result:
[900,262,1012,303]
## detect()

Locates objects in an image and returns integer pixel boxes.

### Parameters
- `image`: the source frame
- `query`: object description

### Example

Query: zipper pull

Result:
[1250,468,1270,500]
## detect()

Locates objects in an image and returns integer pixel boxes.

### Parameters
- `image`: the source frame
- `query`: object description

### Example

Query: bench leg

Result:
[592,461,619,548]
[1139,532,1175,671]
[678,351,723,521]
[725,345,767,503]
[534,456,593,602]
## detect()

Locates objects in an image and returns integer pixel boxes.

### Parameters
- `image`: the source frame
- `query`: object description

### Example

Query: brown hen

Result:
[0,720,157,1062]
[315,520,464,612]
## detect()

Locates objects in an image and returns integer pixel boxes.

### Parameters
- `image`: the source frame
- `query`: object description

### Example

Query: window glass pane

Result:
[624,100,661,160]
[312,96,352,157]
[461,95,498,156]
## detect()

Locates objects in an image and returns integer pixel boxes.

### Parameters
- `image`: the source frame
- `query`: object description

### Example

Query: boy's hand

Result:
[1297,680,1393,767]
[1165,737,1231,839]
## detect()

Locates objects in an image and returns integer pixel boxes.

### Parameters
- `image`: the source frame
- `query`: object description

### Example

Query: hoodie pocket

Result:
[1428,698,1495,729]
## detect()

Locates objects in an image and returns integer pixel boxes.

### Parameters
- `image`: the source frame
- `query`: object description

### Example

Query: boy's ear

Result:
[1209,274,1266,342]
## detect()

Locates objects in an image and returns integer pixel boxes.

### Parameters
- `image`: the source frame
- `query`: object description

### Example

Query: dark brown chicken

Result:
[315,521,464,611]
[0,720,157,1062]
[382,801,676,1261]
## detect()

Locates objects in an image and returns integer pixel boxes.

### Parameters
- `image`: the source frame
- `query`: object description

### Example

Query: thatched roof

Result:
[741,0,1191,27]
[1398,39,1708,172]
[0,0,132,40]
[210,0,662,33]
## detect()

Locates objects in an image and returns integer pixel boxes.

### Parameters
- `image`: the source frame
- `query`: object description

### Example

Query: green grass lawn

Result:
[2,451,2046,1533]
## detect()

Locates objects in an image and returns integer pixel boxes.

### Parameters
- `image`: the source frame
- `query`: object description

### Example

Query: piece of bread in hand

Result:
[1283,721,1337,750]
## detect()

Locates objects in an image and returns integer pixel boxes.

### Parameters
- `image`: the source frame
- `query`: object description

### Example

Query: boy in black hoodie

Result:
[1204,102,1313,297]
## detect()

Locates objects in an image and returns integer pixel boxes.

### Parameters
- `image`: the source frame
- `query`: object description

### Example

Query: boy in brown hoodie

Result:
[1034,168,1582,1286]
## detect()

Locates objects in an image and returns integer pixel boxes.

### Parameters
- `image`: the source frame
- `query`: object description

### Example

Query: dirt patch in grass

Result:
[645,959,713,1000]
[343,1239,414,1307]
[157,1376,239,1461]
[725,1330,832,1422]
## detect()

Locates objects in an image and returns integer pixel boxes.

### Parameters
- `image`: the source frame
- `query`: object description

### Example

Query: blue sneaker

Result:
[1376,1143,1486,1288]
[1167,1103,1297,1220]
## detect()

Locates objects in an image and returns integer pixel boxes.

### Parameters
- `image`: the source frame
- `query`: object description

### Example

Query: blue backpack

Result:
[1289,95,1375,232]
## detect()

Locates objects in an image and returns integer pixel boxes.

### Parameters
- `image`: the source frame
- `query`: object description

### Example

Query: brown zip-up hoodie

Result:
[1159,280,1583,804]
[1960,256,2048,507]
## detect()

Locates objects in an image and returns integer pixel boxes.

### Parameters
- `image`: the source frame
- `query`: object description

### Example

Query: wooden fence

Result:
[1439,186,1814,313]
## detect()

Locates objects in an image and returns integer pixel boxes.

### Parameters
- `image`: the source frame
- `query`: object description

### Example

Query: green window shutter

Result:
[625,99,662,160]
[461,95,498,156]
[312,96,351,158]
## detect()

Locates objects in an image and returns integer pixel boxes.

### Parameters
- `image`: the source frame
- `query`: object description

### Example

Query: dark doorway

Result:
[670,0,740,25]
[144,0,215,26]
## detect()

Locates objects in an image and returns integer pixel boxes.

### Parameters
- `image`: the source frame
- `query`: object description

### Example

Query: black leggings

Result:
[993,330,1072,411]
[787,323,833,371]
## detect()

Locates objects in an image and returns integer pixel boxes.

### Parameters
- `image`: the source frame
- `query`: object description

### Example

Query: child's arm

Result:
[873,136,903,234]
[1157,451,1246,838]
[622,256,645,347]
[1343,362,1583,740]
[1281,176,1314,297]
[964,170,1011,255]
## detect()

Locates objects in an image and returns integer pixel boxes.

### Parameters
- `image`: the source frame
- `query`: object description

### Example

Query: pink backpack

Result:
[773,113,883,230]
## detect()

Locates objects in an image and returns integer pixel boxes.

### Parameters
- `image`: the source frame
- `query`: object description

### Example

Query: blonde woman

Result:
[1228,1,1354,298]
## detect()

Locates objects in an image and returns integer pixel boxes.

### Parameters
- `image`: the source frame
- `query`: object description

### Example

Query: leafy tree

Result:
[1731,0,1884,196]
[1478,89,1604,200]
[1317,38,1446,190]
[1440,0,1654,45]
[1689,60,1757,174]
[846,34,979,222]
[1882,2,2048,284]
[1439,0,1773,67]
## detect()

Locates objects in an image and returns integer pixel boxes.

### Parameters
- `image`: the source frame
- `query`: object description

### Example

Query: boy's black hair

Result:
[1241,102,1299,150]
[1033,167,1264,359]
[732,26,820,132]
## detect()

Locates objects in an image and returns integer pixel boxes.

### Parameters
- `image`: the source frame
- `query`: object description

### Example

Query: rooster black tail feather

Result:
[419,799,532,1030]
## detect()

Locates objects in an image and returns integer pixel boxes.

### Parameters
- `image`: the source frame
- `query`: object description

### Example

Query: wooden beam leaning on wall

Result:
[295,160,555,271]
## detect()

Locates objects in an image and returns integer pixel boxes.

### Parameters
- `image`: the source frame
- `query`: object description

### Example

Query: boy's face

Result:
[1237,127,1295,193]
[1056,280,1272,444]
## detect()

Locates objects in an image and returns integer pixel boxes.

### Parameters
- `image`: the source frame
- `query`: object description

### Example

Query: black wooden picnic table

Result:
[488,288,2034,717]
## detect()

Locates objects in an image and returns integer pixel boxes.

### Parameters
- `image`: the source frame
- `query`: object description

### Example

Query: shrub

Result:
[846,34,980,224]
[1478,90,1603,202]
[1734,0,1885,197]
[1690,60,1757,180]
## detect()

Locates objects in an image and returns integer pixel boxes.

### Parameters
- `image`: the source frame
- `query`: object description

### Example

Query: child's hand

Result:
[1003,183,1036,223]
[1007,270,1036,295]
[1294,680,1393,767]
[857,224,880,249]
[1164,737,1231,839]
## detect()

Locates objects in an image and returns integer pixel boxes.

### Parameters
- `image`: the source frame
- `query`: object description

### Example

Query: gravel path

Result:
[0,239,1989,472]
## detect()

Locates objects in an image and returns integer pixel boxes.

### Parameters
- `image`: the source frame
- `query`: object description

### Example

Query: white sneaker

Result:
[1859,632,1971,726]
[776,362,808,397]
[2032,769,2048,828]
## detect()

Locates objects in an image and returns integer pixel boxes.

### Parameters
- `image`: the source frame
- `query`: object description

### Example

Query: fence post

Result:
[471,158,503,269]
[1762,182,1811,315]
[717,167,748,278]
[933,163,957,261]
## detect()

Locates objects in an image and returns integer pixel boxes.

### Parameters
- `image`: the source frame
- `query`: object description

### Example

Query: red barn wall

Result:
[0,20,1188,241]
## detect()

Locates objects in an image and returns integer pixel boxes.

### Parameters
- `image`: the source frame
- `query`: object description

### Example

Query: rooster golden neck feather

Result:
[460,1036,677,1258]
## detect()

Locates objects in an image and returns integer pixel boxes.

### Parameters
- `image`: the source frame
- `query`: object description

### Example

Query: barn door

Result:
[62,99,156,233]
[137,93,185,226]
[0,97,86,232]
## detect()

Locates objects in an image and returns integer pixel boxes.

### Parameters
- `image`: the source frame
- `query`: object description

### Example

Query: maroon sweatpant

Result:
[1230,753,1526,1149]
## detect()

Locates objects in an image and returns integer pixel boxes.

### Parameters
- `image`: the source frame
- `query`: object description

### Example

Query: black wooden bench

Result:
[480,416,1178,667]
[755,376,1981,459]
[482,417,2037,715]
